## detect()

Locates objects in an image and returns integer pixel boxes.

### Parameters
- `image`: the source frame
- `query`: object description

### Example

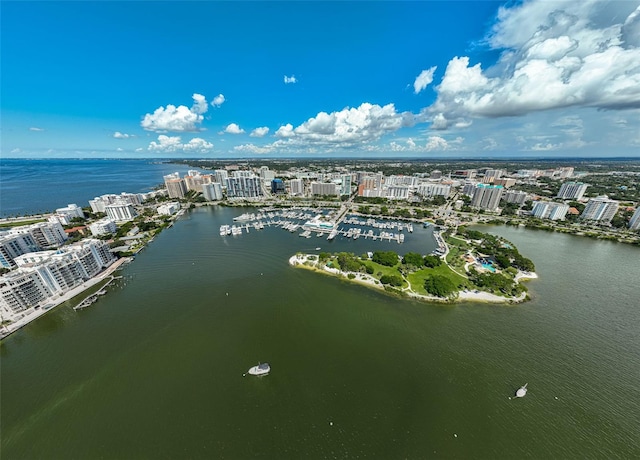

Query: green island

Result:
[289,226,537,304]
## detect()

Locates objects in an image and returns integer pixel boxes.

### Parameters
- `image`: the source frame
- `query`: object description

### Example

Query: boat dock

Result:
[74,276,120,310]
[220,209,414,244]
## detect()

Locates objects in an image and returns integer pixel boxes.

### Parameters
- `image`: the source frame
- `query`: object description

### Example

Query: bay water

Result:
[0,159,204,217]
[1,206,639,458]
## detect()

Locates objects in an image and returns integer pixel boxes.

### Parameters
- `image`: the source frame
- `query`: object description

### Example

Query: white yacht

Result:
[247,362,270,376]
[515,383,528,398]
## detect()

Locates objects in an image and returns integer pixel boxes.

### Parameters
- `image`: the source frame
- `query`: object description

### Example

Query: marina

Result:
[221,209,414,244]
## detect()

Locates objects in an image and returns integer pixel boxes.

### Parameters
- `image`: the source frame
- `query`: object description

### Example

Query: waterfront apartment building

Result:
[9,221,67,248]
[0,239,115,316]
[288,179,304,196]
[416,183,451,198]
[165,178,187,199]
[557,182,588,200]
[48,204,85,226]
[531,202,570,221]
[213,169,229,185]
[311,182,339,197]
[471,184,503,211]
[157,202,181,216]
[580,196,619,223]
[503,190,528,205]
[89,218,117,236]
[628,208,640,230]
[225,176,263,198]
[105,200,137,222]
[0,233,40,268]
[202,182,224,201]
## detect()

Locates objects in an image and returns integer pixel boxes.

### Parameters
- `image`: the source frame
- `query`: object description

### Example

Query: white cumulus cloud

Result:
[224,123,245,134]
[113,131,133,139]
[250,127,270,138]
[211,94,225,107]
[141,93,209,132]
[274,103,414,145]
[284,75,297,84]
[413,66,437,94]
[426,0,640,130]
[148,135,213,153]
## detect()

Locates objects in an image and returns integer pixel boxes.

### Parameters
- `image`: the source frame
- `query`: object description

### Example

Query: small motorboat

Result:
[515,383,528,398]
[247,362,270,376]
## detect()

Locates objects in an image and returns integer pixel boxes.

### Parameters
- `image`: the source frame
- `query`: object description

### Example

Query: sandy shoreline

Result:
[289,254,532,305]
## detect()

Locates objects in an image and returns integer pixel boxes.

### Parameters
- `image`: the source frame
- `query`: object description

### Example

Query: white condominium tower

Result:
[531,202,569,221]
[580,196,619,223]
[471,184,504,211]
[288,179,304,196]
[557,182,588,200]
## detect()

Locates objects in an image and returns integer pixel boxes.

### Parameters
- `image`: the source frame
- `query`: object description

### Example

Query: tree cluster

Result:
[371,251,400,267]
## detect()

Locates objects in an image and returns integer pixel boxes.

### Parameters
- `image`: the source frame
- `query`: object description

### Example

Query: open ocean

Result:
[0,158,204,217]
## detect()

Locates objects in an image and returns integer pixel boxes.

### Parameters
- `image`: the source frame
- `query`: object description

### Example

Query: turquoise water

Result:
[482,263,496,272]
[2,208,639,458]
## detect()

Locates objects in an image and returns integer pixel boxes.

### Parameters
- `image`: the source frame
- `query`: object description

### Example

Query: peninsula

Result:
[289,226,537,304]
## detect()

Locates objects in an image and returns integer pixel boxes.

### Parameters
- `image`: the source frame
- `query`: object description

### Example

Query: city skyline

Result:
[2,0,640,159]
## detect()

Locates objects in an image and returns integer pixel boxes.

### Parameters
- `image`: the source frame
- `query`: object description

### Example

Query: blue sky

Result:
[2,1,639,158]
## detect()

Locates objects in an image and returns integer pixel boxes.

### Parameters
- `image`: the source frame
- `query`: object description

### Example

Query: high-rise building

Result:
[628,208,640,230]
[9,221,67,248]
[165,178,187,199]
[482,169,505,183]
[310,182,339,197]
[288,179,304,196]
[580,196,619,223]
[471,184,503,211]
[557,182,588,200]
[503,190,528,204]
[0,233,40,268]
[271,179,285,195]
[202,182,223,201]
[430,170,442,179]
[184,174,205,192]
[89,218,117,236]
[386,186,410,200]
[213,169,228,185]
[225,177,263,198]
[416,183,451,198]
[340,174,352,196]
[105,200,137,222]
[531,202,569,221]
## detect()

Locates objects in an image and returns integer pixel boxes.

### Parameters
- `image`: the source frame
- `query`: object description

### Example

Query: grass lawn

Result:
[406,264,473,295]
[360,260,408,288]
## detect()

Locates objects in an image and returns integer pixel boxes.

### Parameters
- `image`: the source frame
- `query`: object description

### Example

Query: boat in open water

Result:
[515,383,528,398]
[247,362,270,376]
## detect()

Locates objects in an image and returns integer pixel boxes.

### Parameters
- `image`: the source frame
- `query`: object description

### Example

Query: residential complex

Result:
[557,182,588,200]
[580,196,619,223]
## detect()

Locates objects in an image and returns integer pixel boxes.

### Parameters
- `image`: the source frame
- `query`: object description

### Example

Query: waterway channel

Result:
[1,206,638,458]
